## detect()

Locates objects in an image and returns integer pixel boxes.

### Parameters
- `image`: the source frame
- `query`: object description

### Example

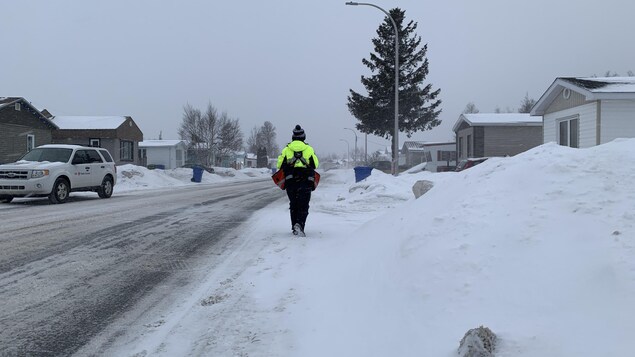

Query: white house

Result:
[138,140,187,169]
[531,76,635,148]
[401,141,457,172]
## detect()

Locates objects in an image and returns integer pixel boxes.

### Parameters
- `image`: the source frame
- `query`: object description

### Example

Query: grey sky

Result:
[2,0,634,157]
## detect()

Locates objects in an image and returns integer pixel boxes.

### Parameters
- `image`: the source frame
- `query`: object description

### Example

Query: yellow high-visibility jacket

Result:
[277,140,319,170]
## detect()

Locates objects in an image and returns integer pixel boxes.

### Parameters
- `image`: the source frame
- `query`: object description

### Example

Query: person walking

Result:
[277,125,319,237]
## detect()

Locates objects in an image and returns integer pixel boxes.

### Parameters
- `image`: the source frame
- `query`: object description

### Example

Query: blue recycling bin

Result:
[192,166,204,183]
[353,166,373,182]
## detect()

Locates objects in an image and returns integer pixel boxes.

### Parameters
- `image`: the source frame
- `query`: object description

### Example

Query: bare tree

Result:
[246,126,261,154]
[178,103,209,165]
[463,102,479,114]
[246,121,279,156]
[178,102,225,166]
[259,121,279,156]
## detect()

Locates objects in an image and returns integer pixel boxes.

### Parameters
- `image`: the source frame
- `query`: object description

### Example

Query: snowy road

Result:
[0,179,279,356]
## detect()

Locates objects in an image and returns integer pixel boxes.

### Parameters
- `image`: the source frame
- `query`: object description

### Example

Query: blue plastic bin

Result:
[192,166,204,183]
[353,166,373,182]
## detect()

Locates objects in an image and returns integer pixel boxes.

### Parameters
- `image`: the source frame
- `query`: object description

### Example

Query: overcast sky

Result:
[2,0,634,158]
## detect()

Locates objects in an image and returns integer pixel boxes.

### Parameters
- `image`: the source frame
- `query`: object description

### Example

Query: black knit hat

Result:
[292,124,306,141]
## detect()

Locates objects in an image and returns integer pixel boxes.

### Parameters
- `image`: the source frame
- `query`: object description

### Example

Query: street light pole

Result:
[344,127,358,164]
[339,139,350,168]
[345,1,399,176]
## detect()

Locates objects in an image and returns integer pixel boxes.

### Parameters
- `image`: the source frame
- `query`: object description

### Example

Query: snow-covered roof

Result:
[561,77,635,93]
[139,140,186,148]
[532,77,635,116]
[453,113,541,132]
[51,116,128,130]
[402,141,455,151]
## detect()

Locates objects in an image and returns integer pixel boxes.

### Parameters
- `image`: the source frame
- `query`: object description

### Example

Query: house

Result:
[0,97,57,163]
[138,140,187,169]
[50,116,143,165]
[244,153,257,168]
[401,141,457,172]
[452,113,543,160]
[531,76,635,148]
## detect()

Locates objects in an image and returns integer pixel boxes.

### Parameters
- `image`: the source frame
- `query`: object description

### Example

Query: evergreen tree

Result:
[518,93,536,113]
[347,8,441,163]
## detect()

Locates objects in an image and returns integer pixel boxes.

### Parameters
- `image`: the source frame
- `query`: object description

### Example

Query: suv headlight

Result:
[31,170,49,178]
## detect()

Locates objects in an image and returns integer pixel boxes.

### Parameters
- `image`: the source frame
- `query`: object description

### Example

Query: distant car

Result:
[180,164,214,173]
[455,157,488,172]
[0,144,117,204]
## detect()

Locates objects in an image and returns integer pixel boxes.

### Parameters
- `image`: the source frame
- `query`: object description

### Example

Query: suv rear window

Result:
[99,150,114,162]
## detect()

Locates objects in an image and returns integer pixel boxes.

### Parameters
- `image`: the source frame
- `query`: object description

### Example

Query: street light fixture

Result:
[339,139,350,168]
[345,1,399,176]
[344,127,358,164]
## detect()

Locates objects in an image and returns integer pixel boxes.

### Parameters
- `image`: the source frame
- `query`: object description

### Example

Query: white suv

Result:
[0,144,117,204]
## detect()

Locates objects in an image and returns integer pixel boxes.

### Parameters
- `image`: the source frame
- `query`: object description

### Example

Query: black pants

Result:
[285,179,313,231]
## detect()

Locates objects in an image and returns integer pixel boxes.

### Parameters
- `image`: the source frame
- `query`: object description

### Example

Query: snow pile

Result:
[116,165,272,192]
[288,139,635,356]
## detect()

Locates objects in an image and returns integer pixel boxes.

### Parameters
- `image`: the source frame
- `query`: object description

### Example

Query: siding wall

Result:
[146,147,172,169]
[543,102,597,148]
[0,124,53,163]
[600,100,635,144]
[483,126,543,157]
[545,88,591,114]
[0,103,55,163]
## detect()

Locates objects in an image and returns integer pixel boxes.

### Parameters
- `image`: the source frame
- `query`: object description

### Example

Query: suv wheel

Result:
[49,178,70,204]
[98,176,113,198]
[0,196,13,203]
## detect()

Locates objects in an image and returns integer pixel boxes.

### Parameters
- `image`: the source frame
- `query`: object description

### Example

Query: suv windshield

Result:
[20,148,73,163]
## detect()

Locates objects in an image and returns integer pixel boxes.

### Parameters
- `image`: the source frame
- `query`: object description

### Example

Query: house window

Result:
[15,102,21,111]
[89,138,100,147]
[558,117,579,148]
[438,150,456,162]
[27,134,35,152]
[467,135,472,158]
[120,140,134,161]
[458,137,464,158]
